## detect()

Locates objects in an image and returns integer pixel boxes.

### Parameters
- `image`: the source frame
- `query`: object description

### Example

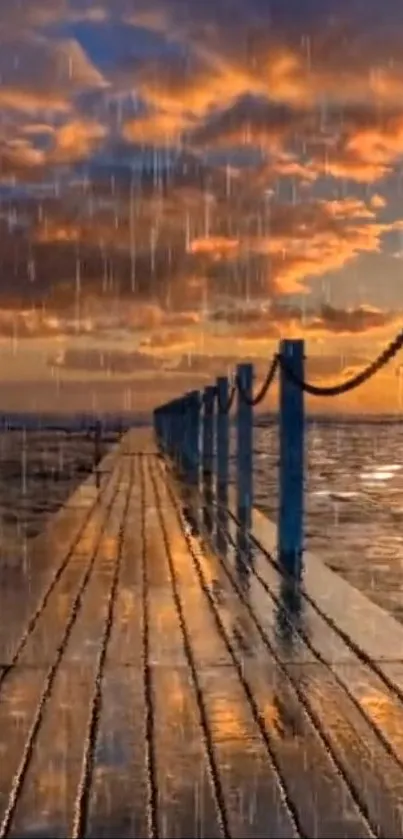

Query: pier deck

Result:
[1,429,403,837]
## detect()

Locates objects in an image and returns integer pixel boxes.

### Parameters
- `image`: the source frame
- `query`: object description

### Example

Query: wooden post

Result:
[278,338,305,578]
[216,376,229,554]
[202,385,216,533]
[236,363,253,536]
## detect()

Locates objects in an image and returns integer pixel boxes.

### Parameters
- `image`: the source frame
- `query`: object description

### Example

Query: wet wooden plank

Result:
[4,471,131,837]
[0,458,121,666]
[288,662,403,838]
[106,456,143,667]
[145,482,187,669]
[142,459,223,838]
[161,483,372,838]
[149,460,299,839]
[152,666,224,839]
[5,666,96,839]
[249,502,403,665]
[4,439,403,838]
[188,481,403,835]
[0,668,46,825]
[15,472,123,668]
[85,457,149,837]
[85,666,149,838]
[332,662,403,770]
[211,504,354,667]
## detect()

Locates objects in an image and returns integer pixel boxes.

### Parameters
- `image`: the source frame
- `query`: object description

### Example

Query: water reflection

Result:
[274,574,304,658]
[216,501,229,558]
[235,519,253,582]
[202,468,214,535]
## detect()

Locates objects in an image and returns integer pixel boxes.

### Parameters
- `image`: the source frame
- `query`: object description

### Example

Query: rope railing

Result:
[236,354,279,407]
[216,381,237,413]
[153,327,403,582]
[278,328,403,397]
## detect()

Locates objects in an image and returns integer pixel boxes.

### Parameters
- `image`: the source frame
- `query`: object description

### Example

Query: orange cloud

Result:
[123,111,191,144]
[50,119,107,162]
[187,236,239,258]
[188,197,400,296]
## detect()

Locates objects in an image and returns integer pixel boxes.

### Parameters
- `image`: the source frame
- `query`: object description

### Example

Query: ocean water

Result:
[0,428,119,564]
[234,418,403,622]
[1,419,403,622]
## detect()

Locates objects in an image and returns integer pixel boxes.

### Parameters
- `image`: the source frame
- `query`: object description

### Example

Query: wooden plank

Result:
[5,665,96,839]
[190,488,403,835]
[142,457,223,838]
[151,665,224,839]
[288,662,403,838]
[0,667,46,825]
[148,459,299,839]
[332,661,403,769]
[106,455,143,667]
[248,502,403,665]
[145,468,187,668]
[85,666,150,838]
[85,455,149,837]
[5,437,403,838]
[121,428,157,455]
[2,465,131,837]
[160,468,374,838]
[0,456,120,665]
[15,468,122,668]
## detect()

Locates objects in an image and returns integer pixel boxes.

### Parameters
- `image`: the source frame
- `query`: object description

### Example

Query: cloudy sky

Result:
[0,0,403,414]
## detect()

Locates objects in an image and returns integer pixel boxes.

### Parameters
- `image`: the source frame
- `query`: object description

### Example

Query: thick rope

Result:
[236,355,279,407]
[278,329,403,397]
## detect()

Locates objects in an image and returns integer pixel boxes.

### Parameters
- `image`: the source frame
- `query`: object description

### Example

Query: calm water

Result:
[0,428,119,564]
[1,420,403,621]
[238,418,403,621]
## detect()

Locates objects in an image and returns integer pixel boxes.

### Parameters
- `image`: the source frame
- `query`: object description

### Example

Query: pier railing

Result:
[153,330,403,577]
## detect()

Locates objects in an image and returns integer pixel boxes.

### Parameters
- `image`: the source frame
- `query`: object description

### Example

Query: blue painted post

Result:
[167,399,175,459]
[236,363,253,536]
[174,398,184,471]
[152,406,158,443]
[165,400,171,457]
[161,403,168,454]
[185,390,201,487]
[160,405,168,453]
[278,338,305,578]
[216,376,230,554]
[202,385,216,533]
[179,394,188,474]
[176,397,185,474]
[153,407,160,448]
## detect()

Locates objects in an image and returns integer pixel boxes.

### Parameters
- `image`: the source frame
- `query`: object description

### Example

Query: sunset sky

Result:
[1,0,403,415]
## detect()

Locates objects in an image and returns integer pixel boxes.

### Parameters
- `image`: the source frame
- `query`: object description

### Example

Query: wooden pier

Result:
[1,429,403,837]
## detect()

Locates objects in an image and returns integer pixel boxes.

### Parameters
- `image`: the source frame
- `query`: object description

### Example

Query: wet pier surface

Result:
[1,431,403,837]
